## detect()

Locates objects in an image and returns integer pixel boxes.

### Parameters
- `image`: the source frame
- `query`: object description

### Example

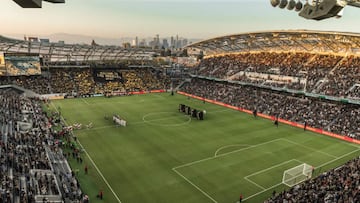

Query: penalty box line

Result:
[172,138,360,202]
[173,138,285,170]
[171,139,286,203]
[243,148,360,202]
[244,159,303,190]
[281,138,338,159]
[172,168,218,203]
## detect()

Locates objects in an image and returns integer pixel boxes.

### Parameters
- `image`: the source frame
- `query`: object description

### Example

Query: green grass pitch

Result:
[50,93,360,203]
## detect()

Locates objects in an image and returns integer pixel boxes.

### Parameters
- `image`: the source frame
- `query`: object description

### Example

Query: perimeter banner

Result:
[177,91,358,145]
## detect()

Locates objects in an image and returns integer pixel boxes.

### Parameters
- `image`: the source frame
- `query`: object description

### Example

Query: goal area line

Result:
[244,159,303,190]
[243,148,360,201]
[172,138,360,203]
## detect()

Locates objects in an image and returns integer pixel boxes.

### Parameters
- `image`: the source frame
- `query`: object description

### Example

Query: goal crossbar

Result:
[282,163,313,187]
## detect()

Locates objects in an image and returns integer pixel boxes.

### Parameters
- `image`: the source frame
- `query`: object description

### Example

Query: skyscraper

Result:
[170,36,175,48]
[176,35,179,49]
[162,39,169,49]
[156,34,160,48]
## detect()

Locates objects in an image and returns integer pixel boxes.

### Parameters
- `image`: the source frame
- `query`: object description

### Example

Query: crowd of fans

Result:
[182,78,360,140]
[348,85,360,99]
[197,52,359,99]
[0,89,85,202]
[317,56,360,97]
[0,75,50,95]
[265,156,360,203]
[0,67,171,96]
[121,69,169,92]
[182,77,360,202]
[0,51,359,202]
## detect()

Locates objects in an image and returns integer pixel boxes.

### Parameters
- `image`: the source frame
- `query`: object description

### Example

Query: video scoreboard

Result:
[3,53,41,76]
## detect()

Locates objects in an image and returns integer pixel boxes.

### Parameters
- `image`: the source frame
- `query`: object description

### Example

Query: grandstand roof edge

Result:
[185,29,360,53]
[0,34,159,52]
[0,35,23,43]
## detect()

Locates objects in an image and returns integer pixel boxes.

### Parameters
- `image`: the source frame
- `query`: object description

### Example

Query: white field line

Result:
[54,97,360,202]
[142,113,192,126]
[315,148,360,169]
[75,125,117,132]
[242,183,283,202]
[206,109,232,114]
[75,114,191,132]
[243,159,302,191]
[80,98,90,105]
[75,108,231,133]
[173,139,285,170]
[214,144,252,157]
[83,96,167,105]
[50,102,122,203]
[172,168,218,203]
[346,143,360,149]
[142,115,188,123]
[174,137,360,203]
[243,148,360,202]
[282,138,338,158]
[244,177,265,190]
[245,159,302,179]
[154,94,166,99]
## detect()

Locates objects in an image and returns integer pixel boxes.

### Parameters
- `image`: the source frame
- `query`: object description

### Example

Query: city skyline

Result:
[2,0,360,43]
[16,33,195,47]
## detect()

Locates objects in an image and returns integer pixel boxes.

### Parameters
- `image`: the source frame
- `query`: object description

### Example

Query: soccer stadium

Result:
[1,29,360,203]
[1,1,360,203]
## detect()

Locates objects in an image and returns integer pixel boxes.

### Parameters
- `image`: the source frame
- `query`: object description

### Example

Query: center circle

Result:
[142,112,191,127]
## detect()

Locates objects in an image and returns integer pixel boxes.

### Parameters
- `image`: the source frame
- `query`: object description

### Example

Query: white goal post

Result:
[282,163,313,187]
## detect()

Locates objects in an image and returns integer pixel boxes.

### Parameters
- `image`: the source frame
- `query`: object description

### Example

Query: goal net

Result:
[282,163,313,187]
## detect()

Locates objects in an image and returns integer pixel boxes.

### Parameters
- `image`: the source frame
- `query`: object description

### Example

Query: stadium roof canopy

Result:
[186,30,360,56]
[0,35,157,63]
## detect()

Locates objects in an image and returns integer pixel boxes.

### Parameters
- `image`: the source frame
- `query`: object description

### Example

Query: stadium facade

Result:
[186,30,360,56]
[1,30,360,202]
[0,35,157,63]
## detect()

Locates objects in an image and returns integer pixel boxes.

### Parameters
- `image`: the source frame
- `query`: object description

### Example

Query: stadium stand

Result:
[0,88,84,202]
[1,30,360,202]
[195,52,360,98]
[183,30,360,203]
[181,77,360,202]
[182,78,360,140]
[0,67,171,96]
[265,156,360,203]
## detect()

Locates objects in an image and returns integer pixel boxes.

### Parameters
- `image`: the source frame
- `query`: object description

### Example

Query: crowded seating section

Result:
[0,67,171,96]
[1,51,360,202]
[0,90,83,202]
[197,52,360,99]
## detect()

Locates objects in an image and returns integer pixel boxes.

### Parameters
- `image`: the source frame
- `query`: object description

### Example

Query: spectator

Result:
[182,78,360,140]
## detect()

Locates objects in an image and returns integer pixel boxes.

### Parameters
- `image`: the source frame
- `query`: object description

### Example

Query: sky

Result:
[2,0,360,41]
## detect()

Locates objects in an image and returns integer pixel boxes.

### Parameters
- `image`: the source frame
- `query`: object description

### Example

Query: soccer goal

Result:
[282,163,313,187]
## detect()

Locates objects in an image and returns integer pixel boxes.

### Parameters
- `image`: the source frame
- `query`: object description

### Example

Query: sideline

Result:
[50,102,122,203]
[172,168,218,203]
